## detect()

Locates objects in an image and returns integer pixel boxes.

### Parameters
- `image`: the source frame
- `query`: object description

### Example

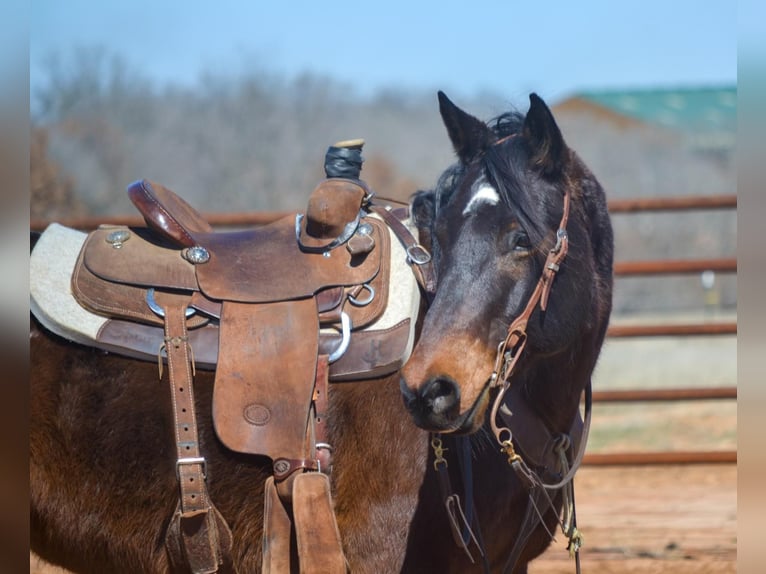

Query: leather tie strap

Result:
[369,205,436,298]
[431,434,490,572]
[313,356,333,473]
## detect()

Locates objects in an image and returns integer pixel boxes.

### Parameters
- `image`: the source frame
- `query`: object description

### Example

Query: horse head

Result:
[401,91,613,434]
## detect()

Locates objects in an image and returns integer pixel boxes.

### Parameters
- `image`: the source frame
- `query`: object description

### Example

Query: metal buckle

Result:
[406,244,432,265]
[431,435,449,471]
[552,229,568,254]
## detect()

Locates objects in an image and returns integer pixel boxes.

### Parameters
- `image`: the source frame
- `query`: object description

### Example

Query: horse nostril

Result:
[421,377,460,416]
[399,377,417,409]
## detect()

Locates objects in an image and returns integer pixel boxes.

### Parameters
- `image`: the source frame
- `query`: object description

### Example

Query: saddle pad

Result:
[30,224,109,346]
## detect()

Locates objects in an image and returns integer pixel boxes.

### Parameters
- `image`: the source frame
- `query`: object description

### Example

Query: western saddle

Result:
[30,141,434,573]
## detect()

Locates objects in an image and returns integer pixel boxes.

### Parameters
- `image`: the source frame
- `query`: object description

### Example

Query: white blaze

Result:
[463,183,500,215]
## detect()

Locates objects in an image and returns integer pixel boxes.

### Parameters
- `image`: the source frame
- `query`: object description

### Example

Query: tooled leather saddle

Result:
[30,141,433,573]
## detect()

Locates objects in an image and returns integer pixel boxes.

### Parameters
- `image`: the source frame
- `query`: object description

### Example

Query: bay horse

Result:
[399,92,613,572]
[30,92,613,573]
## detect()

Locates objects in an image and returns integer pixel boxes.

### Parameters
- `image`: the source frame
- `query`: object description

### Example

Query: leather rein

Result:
[431,184,591,573]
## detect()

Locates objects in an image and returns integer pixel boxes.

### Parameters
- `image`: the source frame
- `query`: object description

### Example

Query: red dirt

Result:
[529,464,736,574]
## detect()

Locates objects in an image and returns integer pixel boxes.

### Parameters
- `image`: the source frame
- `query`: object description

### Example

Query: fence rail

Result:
[592,386,736,402]
[607,194,737,213]
[607,322,736,337]
[596,193,736,465]
[30,211,291,232]
[583,451,736,466]
[614,257,736,276]
[584,386,737,466]
[29,193,738,232]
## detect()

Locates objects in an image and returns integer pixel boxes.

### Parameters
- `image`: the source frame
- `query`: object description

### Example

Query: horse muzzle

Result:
[399,374,460,429]
[399,374,490,434]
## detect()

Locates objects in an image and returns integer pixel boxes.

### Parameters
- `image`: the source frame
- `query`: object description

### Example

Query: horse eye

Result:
[508,231,531,252]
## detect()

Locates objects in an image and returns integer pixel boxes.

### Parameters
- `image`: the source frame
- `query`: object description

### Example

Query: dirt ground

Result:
[30,464,737,573]
[529,464,736,574]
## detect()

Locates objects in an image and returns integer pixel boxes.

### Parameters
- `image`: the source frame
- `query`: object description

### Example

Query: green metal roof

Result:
[573,86,736,135]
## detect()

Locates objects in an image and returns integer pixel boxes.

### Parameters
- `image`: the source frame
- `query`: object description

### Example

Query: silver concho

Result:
[273,459,291,475]
[183,245,210,264]
[105,229,131,249]
[356,222,373,236]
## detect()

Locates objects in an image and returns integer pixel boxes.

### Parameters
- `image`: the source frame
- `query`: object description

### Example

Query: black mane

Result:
[484,112,553,249]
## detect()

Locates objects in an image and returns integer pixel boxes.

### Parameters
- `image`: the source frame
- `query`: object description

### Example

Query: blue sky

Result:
[30,0,737,104]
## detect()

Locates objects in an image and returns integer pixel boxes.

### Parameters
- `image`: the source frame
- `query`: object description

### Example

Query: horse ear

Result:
[438,91,494,163]
[522,93,566,176]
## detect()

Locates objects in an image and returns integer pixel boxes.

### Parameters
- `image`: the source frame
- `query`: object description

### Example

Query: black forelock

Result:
[483,111,549,247]
[489,111,525,139]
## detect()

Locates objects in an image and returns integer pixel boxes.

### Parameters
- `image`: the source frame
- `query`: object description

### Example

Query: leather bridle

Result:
[488,185,573,461]
[482,185,590,573]
[432,183,590,573]
[489,186,571,400]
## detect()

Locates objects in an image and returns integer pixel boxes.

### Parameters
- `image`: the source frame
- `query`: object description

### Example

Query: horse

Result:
[397,92,613,572]
[30,91,613,573]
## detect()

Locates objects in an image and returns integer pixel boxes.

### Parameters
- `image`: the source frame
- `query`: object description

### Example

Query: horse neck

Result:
[521,338,596,433]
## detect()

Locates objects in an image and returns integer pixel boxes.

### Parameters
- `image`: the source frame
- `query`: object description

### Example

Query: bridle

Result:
[485,130,572,403]
[482,183,590,573]
[430,179,590,573]
[488,185,571,437]
[424,132,593,572]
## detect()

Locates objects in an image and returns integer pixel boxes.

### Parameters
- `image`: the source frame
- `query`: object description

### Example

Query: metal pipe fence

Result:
[592,193,736,466]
